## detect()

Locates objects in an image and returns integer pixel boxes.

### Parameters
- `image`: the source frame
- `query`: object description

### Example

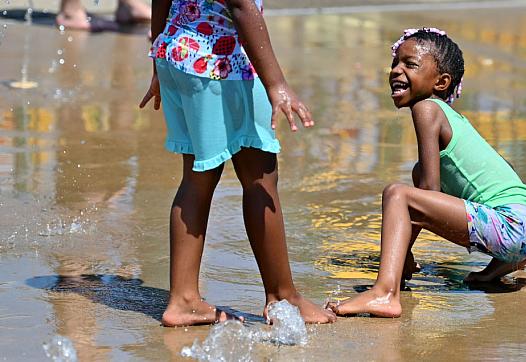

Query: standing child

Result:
[328,28,526,318]
[140,0,336,326]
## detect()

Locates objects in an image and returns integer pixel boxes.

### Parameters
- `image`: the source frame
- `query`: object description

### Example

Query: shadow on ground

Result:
[26,274,261,323]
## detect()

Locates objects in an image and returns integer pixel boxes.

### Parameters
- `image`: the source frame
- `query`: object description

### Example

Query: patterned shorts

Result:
[465,201,526,264]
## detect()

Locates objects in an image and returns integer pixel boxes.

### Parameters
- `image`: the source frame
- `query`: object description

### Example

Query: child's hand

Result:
[267,83,314,132]
[139,74,161,110]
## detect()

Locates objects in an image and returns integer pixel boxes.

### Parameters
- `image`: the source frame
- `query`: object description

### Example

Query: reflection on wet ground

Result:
[2,3,526,361]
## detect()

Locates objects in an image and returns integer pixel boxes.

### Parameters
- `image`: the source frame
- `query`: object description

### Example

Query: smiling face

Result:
[389,39,444,108]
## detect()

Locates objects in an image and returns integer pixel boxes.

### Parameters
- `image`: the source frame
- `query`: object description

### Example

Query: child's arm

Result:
[400,100,443,285]
[225,0,314,131]
[139,0,172,110]
[151,0,171,46]
[411,101,443,191]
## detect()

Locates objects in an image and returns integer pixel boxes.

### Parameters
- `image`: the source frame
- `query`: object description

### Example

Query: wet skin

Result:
[142,0,335,326]
[329,38,472,318]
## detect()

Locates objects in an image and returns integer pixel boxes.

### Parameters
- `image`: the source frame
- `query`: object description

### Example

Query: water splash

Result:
[325,284,343,307]
[265,300,308,345]
[39,216,92,236]
[43,335,78,362]
[181,321,255,362]
[8,2,38,88]
[181,300,308,361]
[39,206,98,236]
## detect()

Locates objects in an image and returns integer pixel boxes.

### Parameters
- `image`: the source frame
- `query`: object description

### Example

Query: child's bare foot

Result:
[56,8,91,31]
[464,257,526,283]
[264,293,336,324]
[327,287,401,318]
[162,298,242,327]
[56,10,119,32]
[115,0,151,24]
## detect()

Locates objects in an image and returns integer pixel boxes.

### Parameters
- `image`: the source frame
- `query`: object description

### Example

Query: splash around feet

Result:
[162,299,243,327]
[327,288,402,318]
[264,293,336,324]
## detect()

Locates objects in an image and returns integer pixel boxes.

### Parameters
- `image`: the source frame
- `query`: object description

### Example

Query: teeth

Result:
[391,81,408,90]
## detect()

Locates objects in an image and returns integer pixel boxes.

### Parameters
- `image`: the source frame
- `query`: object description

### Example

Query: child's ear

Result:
[434,73,451,92]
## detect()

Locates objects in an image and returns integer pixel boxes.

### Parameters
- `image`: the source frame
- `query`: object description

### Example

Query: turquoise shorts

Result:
[465,201,526,264]
[155,59,281,172]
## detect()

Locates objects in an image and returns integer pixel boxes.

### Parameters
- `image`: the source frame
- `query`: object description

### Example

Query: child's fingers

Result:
[139,91,153,109]
[154,95,161,110]
[282,104,297,132]
[271,107,278,130]
[294,103,314,128]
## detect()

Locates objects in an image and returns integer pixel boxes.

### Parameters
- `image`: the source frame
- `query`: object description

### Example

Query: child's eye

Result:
[406,62,419,69]
[391,58,398,69]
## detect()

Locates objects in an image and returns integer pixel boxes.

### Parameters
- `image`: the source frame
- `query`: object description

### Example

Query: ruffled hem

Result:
[165,136,281,172]
[165,140,194,155]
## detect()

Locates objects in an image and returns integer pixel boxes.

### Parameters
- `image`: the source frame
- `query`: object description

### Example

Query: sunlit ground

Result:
[1,2,526,361]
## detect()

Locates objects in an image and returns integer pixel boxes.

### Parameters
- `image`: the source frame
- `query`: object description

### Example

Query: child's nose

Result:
[390,63,403,75]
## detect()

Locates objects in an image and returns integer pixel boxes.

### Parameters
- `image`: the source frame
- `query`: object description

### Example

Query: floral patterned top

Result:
[149,0,262,80]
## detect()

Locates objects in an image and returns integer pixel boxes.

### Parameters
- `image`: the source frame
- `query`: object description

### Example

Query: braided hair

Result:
[392,28,464,104]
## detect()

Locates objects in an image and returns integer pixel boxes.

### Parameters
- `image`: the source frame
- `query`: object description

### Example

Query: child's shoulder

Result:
[411,98,445,123]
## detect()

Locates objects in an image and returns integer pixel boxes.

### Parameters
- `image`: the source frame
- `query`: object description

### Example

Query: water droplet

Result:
[2,24,7,29]
[67,36,73,42]
[57,49,63,55]
[59,58,65,65]
[43,335,77,361]
[2,10,7,15]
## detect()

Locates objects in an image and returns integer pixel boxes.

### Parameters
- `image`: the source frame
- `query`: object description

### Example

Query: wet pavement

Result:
[1,1,526,361]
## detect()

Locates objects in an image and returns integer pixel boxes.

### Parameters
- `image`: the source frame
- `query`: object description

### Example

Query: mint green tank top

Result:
[429,98,526,207]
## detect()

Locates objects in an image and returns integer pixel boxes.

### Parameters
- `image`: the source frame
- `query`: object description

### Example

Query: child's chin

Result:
[392,99,405,108]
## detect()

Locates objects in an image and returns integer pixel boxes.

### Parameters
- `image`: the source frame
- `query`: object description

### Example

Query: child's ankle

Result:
[265,289,301,304]
[372,284,399,298]
[167,292,203,306]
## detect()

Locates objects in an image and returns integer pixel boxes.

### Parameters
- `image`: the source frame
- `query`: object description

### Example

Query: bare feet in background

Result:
[56,0,151,32]
[115,0,151,24]
[464,257,526,283]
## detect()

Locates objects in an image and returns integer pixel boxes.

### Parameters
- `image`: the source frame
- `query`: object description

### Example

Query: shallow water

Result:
[1,3,526,361]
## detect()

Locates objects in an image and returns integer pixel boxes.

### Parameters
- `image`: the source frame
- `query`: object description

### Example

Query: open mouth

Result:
[390,80,409,97]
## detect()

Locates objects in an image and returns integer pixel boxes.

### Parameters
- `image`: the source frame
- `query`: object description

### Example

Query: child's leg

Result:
[231,148,336,324]
[465,257,526,283]
[328,183,470,317]
[402,162,423,285]
[162,155,237,327]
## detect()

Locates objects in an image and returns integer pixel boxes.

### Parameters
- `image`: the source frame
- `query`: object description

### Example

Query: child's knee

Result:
[383,183,409,203]
[181,166,223,193]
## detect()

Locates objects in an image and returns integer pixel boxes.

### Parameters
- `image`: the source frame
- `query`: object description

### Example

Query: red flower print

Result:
[212,36,236,55]
[212,57,232,79]
[172,36,200,62]
[167,25,178,36]
[156,42,167,58]
[180,1,200,22]
[196,22,213,36]
[193,56,211,74]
